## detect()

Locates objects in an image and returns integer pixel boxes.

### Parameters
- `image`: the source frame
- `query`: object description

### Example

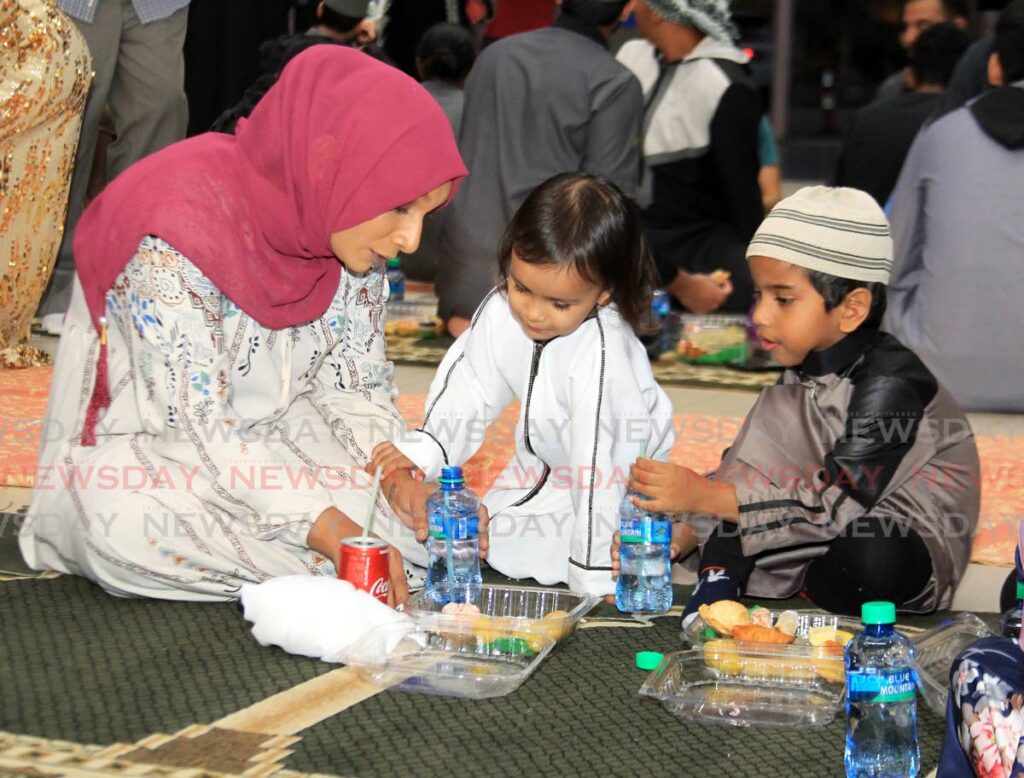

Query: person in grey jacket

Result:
[885,0,1024,412]
[615,187,980,621]
[434,0,641,336]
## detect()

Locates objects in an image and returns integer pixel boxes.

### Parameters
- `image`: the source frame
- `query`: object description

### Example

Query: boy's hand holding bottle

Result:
[629,458,739,519]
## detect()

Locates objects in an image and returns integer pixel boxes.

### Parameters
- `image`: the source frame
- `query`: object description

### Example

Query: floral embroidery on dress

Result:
[948,641,1024,778]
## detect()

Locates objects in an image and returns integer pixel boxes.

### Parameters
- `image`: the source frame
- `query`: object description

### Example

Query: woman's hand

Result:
[368,441,419,481]
[387,544,409,608]
[384,469,432,535]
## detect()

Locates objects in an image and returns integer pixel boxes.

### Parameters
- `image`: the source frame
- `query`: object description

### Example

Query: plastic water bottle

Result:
[844,601,919,777]
[1000,581,1024,638]
[386,257,405,302]
[643,289,672,359]
[615,491,672,614]
[425,466,482,605]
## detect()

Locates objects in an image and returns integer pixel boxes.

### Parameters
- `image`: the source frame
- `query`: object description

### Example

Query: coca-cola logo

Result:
[369,577,390,599]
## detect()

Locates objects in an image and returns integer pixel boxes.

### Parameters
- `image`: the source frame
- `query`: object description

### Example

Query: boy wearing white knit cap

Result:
[615,186,980,621]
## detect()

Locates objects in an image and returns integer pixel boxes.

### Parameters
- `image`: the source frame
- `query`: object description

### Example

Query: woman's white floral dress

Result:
[19,237,424,600]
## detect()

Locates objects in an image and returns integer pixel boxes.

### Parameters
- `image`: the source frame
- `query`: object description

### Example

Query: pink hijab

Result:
[74,46,467,443]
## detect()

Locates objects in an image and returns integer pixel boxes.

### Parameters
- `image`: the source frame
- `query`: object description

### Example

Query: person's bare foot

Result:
[446,316,470,337]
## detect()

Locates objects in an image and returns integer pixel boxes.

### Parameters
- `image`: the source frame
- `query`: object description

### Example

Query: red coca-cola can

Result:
[338,537,390,603]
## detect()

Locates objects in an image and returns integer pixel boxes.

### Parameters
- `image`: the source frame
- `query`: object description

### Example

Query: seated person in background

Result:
[617,0,761,314]
[402,23,478,283]
[885,0,1024,412]
[611,187,980,622]
[937,523,1024,777]
[417,23,477,132]
[210,0,386,134]
[436,0,642,337]
[835,22,969,207]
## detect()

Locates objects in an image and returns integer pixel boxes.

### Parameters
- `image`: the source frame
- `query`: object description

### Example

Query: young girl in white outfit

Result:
[370,173,675,596]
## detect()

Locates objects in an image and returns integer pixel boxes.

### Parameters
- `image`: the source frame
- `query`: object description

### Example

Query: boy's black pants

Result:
[699,517,934,616]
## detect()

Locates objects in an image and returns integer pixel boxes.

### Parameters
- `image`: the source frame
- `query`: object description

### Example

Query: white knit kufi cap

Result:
[746,186,893,284]
[643,0,738,43]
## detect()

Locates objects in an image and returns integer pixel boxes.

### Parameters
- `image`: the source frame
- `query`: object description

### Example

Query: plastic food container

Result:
[682,606,861,647]
[405,583,601,646]
[341,616,555,699]
[911,613,995,714]
[675,314,749,364]
[640,648,846,728]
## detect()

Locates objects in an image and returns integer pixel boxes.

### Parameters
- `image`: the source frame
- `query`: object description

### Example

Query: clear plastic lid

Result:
[639,647,845,728]
[405,583,600,647]
[910,613,995,714]
[339,615,555,699]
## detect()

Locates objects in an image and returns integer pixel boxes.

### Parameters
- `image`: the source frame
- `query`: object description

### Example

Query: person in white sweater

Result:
[370,173,676,595]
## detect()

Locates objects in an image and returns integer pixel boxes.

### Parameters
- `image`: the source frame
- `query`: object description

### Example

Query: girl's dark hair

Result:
[497,172,660,334]
[805,270,888,329]
[416,23,477,83]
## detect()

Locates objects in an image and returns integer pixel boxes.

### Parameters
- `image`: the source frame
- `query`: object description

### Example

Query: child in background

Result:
[614,186,979,621]
[371,173,675,595]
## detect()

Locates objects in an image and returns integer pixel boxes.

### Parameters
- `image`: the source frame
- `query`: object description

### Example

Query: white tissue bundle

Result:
[239,576,414,663]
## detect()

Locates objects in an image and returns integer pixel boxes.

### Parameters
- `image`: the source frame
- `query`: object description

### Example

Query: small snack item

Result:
[811,642,846,683]
[775,610,799,637]
[472,616,515,645]
[749,605,773,628]
[710,269,732,286]
[807,625,838,647]
[540,609,571,642]
[698,600,751,636]
[441,602,481,618]
[731,624,796,645]
[703,640,742,675]
[833,629,855,645]
[489,636,535,656]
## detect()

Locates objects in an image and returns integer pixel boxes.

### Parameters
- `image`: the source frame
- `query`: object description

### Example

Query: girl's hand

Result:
[368,441,419,481]
[383,470,490,560]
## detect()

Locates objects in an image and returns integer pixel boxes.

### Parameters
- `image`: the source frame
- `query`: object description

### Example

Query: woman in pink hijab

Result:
[19,46,467,606]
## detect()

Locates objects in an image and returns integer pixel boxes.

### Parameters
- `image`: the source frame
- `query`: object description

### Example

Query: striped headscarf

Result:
[643,0,737,43]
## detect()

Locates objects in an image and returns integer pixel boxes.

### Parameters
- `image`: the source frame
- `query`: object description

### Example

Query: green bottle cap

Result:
[861,601,897,625]
[1016,581,1024,600]
[386,257,401,268]
[635,651,664,671]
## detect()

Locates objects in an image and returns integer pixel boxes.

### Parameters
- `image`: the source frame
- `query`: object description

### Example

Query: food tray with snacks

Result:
[681,600,862,686]
[911,613,995,714]
[404,583,601,647]
[341,616,556,699]
[384,300,444,339]
[639,647,846,728]
[675,314,749,365]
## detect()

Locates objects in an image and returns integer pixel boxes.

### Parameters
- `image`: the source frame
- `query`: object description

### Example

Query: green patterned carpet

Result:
[0,517,975,776]
[387,336,780,391]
